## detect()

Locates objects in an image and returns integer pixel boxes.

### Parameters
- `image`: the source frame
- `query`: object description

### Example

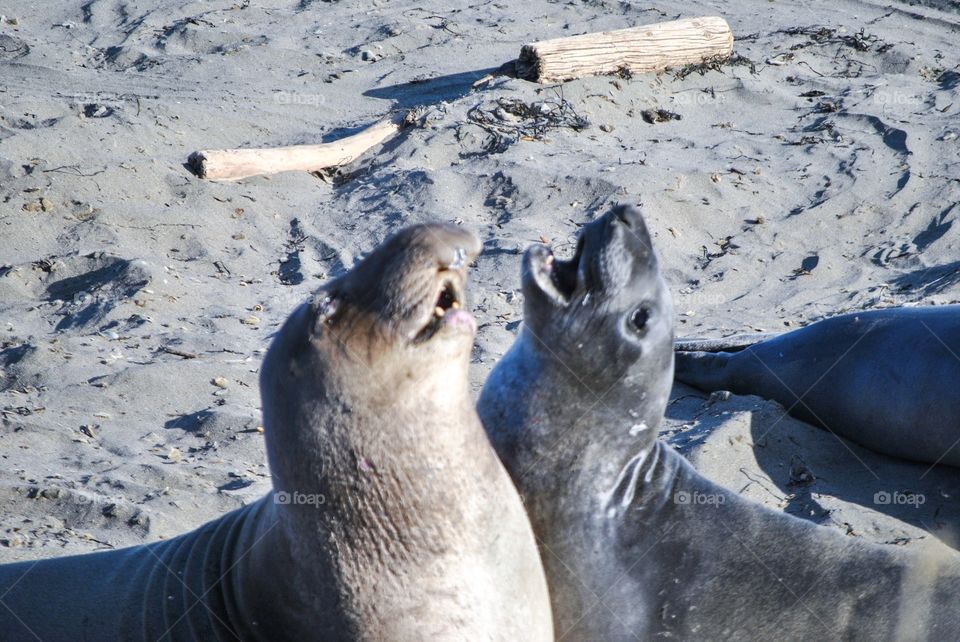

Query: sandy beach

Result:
[0,0,958,568]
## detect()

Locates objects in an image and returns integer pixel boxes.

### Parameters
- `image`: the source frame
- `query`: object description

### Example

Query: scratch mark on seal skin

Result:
[643,446,660,485]
[602,450,648,517]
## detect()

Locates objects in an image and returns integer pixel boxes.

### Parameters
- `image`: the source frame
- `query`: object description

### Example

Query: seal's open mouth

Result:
[527,236,585,305]
[413,275,475,343]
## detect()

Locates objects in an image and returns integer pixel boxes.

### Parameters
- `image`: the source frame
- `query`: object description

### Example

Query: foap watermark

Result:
[68,91,129,109]
[274,490,327,507]
[675,290,728,311]
[884,293,925,307]
[675,290,728,319]
[872,90,922,107]
[674,490,725,506]
[274,91,326,107]
[873,490,925,508]
[672,90,728,107]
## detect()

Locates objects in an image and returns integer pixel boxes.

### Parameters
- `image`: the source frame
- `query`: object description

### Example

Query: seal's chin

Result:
[523,237,584,306]
[413,275,476,343]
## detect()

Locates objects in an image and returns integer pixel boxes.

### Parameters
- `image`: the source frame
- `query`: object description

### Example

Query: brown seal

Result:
[0,223,553,641]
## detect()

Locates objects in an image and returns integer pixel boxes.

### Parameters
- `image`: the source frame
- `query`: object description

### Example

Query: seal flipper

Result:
[673,350,736,392]
[673,332,779,353]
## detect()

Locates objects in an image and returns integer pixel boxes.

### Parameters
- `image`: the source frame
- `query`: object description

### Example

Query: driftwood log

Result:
[517,16,733,83]
[189,17,734,180]
[188,111,408,181]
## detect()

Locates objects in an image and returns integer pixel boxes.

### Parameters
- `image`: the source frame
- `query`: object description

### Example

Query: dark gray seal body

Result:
[478,205,960,640]
[674,307,960,466]
[0,223,553,641]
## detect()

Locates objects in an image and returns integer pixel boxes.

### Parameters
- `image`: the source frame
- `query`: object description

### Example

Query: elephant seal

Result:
[0,223,553,641]
[478,204,960,640]
[673,307,960,466]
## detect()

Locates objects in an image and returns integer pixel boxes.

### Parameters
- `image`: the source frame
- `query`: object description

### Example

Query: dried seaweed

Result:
[672,53,758,80]
[775,26,892,53]
[465,89,589,154]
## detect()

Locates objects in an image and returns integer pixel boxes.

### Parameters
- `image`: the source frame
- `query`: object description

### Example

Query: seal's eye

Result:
[629,307,650,332]
[317,296,338,318]
[310,294,340,336]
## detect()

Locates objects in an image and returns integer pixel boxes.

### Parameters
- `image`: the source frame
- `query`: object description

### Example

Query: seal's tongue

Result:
[443,309,477,333]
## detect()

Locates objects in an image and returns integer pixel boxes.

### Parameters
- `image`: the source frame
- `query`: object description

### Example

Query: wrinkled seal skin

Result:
[674,307,960,466]
[0,223,553,642]
[478,205,960,641]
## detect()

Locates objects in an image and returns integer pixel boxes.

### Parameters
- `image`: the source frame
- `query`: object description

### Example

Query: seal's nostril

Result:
[447,247,467,271]
[613,207,633,228]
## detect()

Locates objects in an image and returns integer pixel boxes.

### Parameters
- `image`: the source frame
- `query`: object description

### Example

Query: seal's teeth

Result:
[451,300,460,310]
[435,306,445,317]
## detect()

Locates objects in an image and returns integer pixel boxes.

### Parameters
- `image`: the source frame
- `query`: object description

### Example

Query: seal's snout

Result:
[522,204,659,314]
[608,205,655,269]
[407,223,481,344]
[415,222,482,271]
[612,204,637,229]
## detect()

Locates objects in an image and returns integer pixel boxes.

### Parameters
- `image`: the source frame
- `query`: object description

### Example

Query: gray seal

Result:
[674,307,960,466]
[0,223,553,641]
[479,204,960,640]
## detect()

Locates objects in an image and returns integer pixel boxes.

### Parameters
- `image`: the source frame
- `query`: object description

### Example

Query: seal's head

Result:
[266,222,480,379]
[260,222,482,490]
[521,204,674,435]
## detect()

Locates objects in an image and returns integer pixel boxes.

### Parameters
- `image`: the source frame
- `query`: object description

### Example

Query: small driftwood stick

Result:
[189,111,408,181]
[517,16,733,83]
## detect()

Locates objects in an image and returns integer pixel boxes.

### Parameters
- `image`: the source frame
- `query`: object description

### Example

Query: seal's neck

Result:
[479,333,661,499]
[271,364,501,575]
